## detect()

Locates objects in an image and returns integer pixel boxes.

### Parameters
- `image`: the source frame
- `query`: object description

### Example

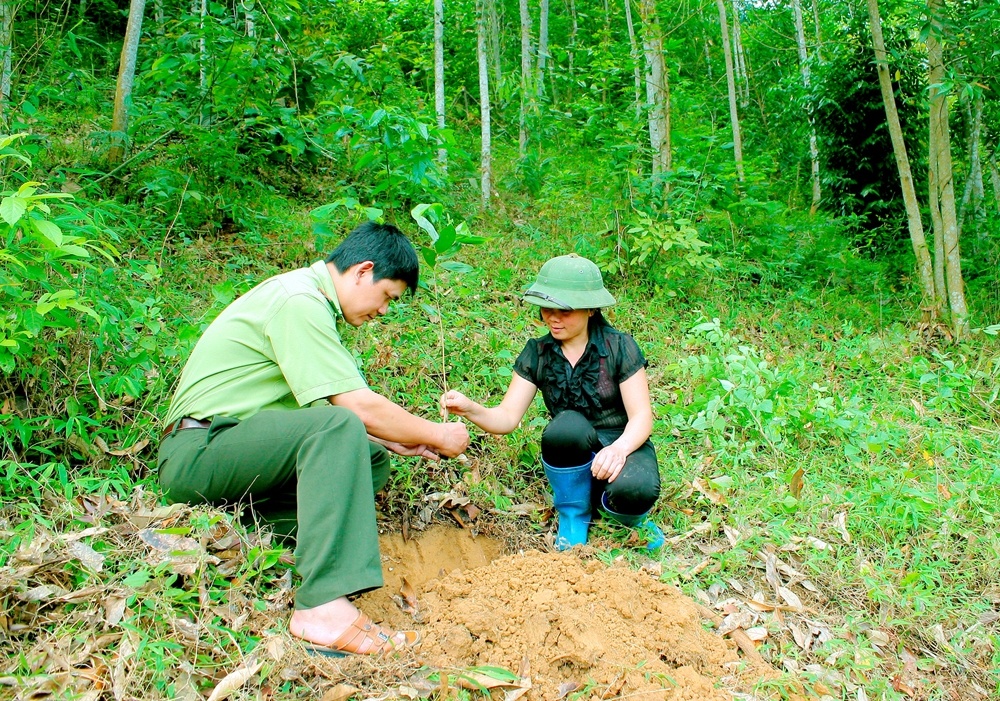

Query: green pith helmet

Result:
[523,254,617,310]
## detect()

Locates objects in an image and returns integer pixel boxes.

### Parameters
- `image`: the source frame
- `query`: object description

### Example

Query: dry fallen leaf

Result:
[67,541,105,573]
[789,467,804,498]
[692,478,727,505]
[205,658,263,701]
[320,684,359,701]
[137,529,200,553]
[833,511,851,543]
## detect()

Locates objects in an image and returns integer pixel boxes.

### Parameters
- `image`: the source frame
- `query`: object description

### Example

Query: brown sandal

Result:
[303,612,421,658]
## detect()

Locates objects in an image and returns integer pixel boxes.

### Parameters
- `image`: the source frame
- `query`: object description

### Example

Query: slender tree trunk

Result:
[488,0,501,87]
[639,0,669,183]
[198,0,210,126]
[958,94,984,234]
[811,0,822,60]
[477,0,492,208]
[926,0,968,337]
[434,0,447,168]
[0,1,13,123]
[700,6,713,80]
[519,0,533,157]
[536,0,549,98]
[109,0,147,164]
[987,146,1000,214]
[715,0,744,182]
[866,0,936,316]
[731,0,748,107]
[244,0,255,38]
[624,0,642,121]
[566,0,578,78]
[792,0,821,213]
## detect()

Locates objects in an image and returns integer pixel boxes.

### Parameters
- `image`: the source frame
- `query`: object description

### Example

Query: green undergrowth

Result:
[2,137,999,699]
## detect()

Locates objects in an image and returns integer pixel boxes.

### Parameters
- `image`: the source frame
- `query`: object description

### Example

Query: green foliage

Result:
[0,134,118,374]
[594,213,719,289]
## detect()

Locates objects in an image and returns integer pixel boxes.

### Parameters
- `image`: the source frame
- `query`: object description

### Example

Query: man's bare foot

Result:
[290,596,415,654]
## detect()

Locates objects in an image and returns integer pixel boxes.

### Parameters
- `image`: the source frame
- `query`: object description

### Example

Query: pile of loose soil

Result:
[354,526,778,700]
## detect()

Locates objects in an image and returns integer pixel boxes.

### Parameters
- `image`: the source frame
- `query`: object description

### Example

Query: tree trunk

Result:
[198,0,209,125]
[536,0,549,98]
[731,0,748,107]
[866,0,936,316]
[623,0,642,121]
[244,0,255,38]
[109,0,147,164]
[477,0,492,208]
[811,0,822,60]
[488,0,501,87]
[0,1,13,123]
[519,0,533,157]
[639,0,669,183]
[958,93,984,234]
[926,0,968,337]
[700,6,712,80]
[715,0,744,182]
[792,0,821,213]
[434,0,447,167]
[566,0,578,78]
[987,146,1000,215]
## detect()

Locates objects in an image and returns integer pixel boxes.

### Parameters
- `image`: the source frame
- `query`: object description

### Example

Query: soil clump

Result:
[354,526,777,700]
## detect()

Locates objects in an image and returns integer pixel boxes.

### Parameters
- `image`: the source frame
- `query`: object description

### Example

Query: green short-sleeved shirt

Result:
[164,261,368,424]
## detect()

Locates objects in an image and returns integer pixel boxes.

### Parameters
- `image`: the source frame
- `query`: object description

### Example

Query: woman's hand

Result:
[441,389,476,417]
[592,444,629,482]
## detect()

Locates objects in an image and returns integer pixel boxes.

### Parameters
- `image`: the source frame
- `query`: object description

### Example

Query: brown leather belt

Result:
[162,416,212,440]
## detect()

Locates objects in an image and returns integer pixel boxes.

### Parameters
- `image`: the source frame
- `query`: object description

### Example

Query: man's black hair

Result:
[326,222,419,292]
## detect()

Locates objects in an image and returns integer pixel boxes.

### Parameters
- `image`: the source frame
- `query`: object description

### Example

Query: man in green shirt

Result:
[157,222,469,657]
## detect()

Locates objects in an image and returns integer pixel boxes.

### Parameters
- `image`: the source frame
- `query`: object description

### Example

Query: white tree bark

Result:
[244,0,255,38]
[639,0,669,182]
[731,0,748,107]
[519,0,533,156]
[109,0,147,163]
[792,0,821,213]
[487,0,501,86]
[987,146,1000,215]
[566,0,578,77]
[624,0,643,121]
[198,0,209,125]
[926,0,968,337]
[715,0,744,182]
[536,0,549,97]
[867,0,936,316]
[477,0,492,208]
[0,1,13,121]
[811,0,822,60]
[958,94,984,233]
[434,0,447,167]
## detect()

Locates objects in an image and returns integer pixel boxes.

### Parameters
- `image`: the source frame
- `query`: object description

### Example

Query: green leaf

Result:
[0,196,27,225]
[439,261,472,273]
[31,218,63,246]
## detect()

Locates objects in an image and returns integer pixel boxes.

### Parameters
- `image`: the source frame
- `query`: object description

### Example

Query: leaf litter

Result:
[0,491,993,700]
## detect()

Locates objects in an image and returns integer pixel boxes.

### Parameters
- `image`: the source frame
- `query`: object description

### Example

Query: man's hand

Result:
[381,440,441,460]
[437,421,470,458]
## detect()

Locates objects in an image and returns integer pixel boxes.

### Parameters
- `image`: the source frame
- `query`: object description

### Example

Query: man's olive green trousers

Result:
[157,406,390,609]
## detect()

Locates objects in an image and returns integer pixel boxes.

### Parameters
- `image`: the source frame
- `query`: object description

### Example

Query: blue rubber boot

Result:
[600,492,665,551]
[542,459,593,550]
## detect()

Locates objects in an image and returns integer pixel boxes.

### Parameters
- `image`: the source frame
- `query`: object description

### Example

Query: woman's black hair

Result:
[326,222,419,292]
[537,308,609,328]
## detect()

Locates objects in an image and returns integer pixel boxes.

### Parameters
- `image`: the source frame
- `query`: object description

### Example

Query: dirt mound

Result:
[355,526,776,700]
